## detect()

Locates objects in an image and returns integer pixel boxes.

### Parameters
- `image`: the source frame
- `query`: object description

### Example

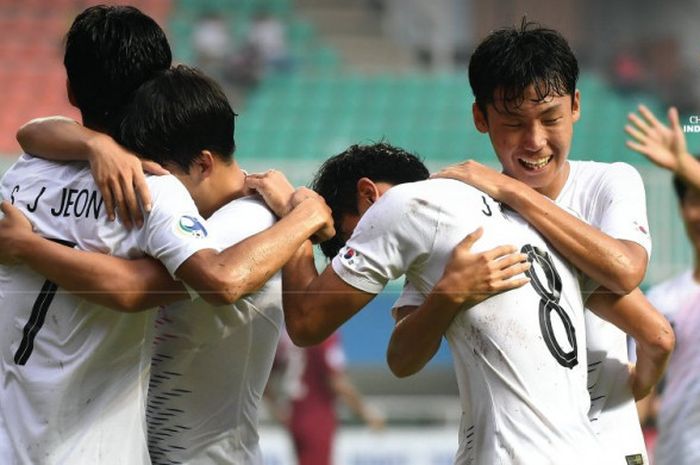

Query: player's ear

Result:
[571,90,581,123]
[473,103,489,133]
[194,150,215,178]
[356,177,378,206]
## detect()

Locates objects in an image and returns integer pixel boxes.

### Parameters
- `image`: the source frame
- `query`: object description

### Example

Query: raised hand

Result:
[625,105,691,172]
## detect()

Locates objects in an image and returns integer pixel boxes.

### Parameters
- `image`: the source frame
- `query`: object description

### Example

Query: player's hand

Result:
[434,227,530,307]
[626,105,694,174]
[0,201,34,265]
[245,169,295,217]
[291,187,335,242]
[431,160,517,201]
[86,133,167,228]
[363,406,386,431]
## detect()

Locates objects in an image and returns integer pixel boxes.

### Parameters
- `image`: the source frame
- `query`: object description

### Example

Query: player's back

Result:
[0,154,208,465]
[146,196,282,465]
[358,179,607,464]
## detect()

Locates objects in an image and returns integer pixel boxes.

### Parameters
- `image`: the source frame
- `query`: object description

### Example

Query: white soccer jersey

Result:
[332,179,610,465]
[0,154,212,465]
[557,160,651,464]
[646,270,700,465]
[146,196,282,465]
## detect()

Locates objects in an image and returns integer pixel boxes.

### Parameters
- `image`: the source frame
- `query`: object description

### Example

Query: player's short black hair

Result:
[311,142,430,258]
[673,154,700,202]
[468,19,579,115]
[64,5,172,134]
[118,65,236,171]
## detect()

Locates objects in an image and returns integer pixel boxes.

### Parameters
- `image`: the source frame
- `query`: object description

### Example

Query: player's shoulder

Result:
[3,153,91,182]
[382,178,482,204]
[569,159,641,182]
[213,194,276,226]
[145,174,192,202]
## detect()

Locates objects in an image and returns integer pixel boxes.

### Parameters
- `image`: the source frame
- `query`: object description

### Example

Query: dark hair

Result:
[118,65,237,171]
[673,154,700,202]
[64,5,172,133]
[468,19,579,115]
[311,142,430,258]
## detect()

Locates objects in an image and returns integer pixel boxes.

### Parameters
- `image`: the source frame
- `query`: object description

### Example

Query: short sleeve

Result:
[331,185,440,294]
[594,162,652,260]
[141,176,215,276]
[393,280,426,310]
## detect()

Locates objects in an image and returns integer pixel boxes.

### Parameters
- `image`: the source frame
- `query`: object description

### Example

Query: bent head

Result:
[469,20,580,198]
[311,143,429,258]
[674,157,700,254]
[64,5,172,134]
[118,65,237,212]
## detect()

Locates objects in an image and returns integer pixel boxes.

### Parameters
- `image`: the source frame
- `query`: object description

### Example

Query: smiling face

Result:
[473,86,581,199]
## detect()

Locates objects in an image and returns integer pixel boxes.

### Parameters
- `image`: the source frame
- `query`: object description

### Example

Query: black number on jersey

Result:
[14,238,76,366]
[521,244,578,368]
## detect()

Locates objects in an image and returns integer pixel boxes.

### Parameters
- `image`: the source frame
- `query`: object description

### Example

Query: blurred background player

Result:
[266,331,385,465]
[627,104,700,465]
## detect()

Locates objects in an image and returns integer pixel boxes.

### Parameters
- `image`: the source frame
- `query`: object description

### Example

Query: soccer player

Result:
[246,142,672,464]
[0,65,334,465]
[432,22,674,464]
[266,331,384,465]
[627,105,700,465]
[0,7,331,465]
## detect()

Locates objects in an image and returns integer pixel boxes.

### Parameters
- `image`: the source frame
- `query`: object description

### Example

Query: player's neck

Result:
[201,161,247,217]
[693,252,700,283]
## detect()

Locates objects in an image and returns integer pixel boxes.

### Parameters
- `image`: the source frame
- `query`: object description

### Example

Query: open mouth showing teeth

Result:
[518,156,553,170]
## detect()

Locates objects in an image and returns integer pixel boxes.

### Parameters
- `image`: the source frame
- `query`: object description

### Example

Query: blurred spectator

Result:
[609,46,647,94]
[266,331,385,465]
[247,10,293,74]
[193,12,233,76]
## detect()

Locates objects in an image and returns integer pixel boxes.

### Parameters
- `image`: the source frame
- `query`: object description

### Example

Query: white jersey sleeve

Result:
[331,185,440,294]
[140,176,214,277]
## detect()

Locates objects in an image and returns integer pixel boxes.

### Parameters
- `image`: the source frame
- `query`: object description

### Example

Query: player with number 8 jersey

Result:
[334,178,611,464]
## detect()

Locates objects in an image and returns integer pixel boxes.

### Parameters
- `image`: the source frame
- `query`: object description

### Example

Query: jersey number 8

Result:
[522,244,578,369]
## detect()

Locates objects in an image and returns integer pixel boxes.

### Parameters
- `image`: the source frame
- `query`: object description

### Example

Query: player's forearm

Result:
[632,343,671,401]
[504,186,646,294]
[586,288,674,399]
[387,294,462,377]
[282,242,329,345]
[16,117,101,161]
[181,201,328,306]
[13,234,185,311]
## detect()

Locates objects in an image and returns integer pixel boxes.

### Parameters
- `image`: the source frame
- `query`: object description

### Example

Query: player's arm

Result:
[16,116,168,228]
[0,201,186,311]
[281,241,376,346]
[176,195,336,307]
[434,161,647,294]
[330,369,385,430]
[386,229,530,377]
[586,288,675,400]
[627,105,700,189]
